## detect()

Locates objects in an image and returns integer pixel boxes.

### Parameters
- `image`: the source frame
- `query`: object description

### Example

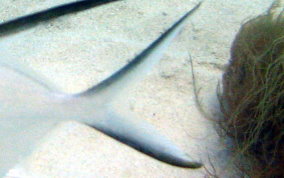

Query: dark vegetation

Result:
[218,4,284,178]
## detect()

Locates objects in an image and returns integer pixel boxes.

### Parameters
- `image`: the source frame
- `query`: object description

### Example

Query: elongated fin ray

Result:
[0,0,120,38]
[90,107,202,168]
[78,2,202,102]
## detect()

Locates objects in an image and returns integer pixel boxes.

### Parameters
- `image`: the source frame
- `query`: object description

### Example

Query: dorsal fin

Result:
[0,0,120,38]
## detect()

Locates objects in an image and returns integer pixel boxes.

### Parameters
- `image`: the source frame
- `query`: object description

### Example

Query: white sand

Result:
[1,0,273,177]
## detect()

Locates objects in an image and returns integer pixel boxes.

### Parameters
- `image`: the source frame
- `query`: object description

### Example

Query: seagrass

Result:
[219,7,284,178]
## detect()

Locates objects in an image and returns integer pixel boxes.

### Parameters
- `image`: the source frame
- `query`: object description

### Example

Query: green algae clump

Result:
[220,5,284,178]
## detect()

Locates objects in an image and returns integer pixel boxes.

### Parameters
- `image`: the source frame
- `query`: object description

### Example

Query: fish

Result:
[0,0,121,38]
[0,0,202,176]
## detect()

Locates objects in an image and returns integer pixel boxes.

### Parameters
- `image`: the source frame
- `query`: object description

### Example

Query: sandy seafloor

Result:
[0,0,274,177]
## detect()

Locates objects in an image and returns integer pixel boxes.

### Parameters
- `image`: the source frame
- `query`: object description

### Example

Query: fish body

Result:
[0,0,202,176]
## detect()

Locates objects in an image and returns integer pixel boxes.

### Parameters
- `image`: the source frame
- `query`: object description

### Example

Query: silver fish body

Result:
[0,0,202,176]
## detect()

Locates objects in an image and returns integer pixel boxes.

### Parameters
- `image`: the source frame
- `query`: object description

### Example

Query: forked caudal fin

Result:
[0,0,203,173]
[79,2,203,168]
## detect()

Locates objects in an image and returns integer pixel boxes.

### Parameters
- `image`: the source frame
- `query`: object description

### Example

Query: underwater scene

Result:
[0,0,282,177]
